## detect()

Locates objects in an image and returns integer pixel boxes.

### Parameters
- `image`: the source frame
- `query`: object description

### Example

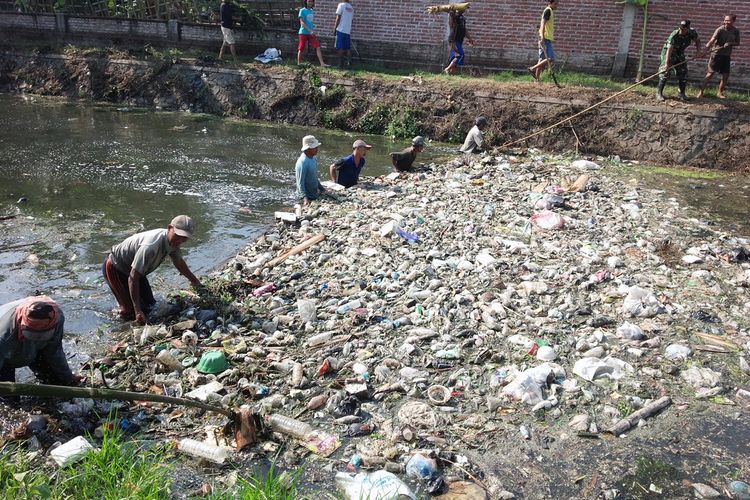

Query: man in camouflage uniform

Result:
[656,20,701,102]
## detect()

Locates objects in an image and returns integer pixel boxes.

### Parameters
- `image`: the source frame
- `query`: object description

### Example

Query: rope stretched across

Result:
[500,49,717,150]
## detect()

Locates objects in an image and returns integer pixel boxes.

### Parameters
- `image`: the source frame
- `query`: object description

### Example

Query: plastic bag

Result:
[335,470,416,500]
[621,286,664,317]
[531,210,565,230]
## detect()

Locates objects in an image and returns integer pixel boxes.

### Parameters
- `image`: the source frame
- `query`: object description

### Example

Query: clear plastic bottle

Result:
[267,414,314,440]
[177,438,228,464]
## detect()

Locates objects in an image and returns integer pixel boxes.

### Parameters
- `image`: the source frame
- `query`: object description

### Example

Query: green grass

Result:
[630,165,728,179]
[204,467,303,500]
[0,425,303,499]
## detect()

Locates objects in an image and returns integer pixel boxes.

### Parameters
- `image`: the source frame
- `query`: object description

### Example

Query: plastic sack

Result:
[616,321,646,340]
[531,210,565,230]
[297,299,317,323]
[571,159,601,170]
[573,356,633,381]
[621,286,664,317]
[335,470,416,500]
[502,372,544,405]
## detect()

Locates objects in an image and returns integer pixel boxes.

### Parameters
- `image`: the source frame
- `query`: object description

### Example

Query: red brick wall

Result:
[313,0,749,81]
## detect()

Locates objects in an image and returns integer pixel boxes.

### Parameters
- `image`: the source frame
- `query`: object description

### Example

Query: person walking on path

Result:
[329,139,372,188]
[390,136,425,172]
[528,0,558,82]
[460,116,488,154]
[656,20,702,102]
[218,0,237,63]
[0,296,79,385]
[297,0,329,67]
[444,9,475,75]
[334,0,355,67]
[698,15,740,99]
[103,216,201,325]
[297,135,326,205]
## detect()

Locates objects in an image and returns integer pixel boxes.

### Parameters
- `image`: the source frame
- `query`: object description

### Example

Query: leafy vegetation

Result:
[0,424,303,499]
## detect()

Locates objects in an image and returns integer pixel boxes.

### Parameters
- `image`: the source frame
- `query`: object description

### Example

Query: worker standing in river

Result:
[296,135,326,205]
[0,296,79,385]
[102,216,201,325]
[656,20,702,102]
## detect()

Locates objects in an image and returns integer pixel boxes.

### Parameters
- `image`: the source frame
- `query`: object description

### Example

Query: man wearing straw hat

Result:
[296,135,326,205]
[0,296,78,385]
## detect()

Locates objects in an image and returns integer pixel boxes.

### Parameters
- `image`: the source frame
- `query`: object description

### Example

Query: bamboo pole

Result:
[265,234,326,269]
[0,382,234,417]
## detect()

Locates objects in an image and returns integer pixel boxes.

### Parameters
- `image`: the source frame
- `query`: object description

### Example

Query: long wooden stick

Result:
[607,395,671,436]
[265,234,326,269]
[501,49,718,150]
[0,382,233,417]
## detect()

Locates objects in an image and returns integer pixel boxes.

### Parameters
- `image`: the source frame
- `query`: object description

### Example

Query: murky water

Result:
[0,94,451,359]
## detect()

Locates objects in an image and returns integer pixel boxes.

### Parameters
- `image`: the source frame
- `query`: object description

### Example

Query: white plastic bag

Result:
[621,286,664,317]
[335,470,416,500]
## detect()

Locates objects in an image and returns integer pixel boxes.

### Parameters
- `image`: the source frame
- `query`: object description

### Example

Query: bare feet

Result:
[697,90,704,98]
[717,93,726,99]
[320,63,330,68]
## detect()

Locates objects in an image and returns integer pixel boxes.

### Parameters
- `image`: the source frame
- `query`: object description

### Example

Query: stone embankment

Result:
[1,50,749,170]
[87,152,750,497]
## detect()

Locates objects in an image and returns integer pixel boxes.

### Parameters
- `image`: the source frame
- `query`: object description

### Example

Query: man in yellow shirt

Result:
[528,0,558,82]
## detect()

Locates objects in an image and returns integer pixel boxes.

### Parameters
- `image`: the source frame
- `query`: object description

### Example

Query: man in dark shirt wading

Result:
[329,139,372,188]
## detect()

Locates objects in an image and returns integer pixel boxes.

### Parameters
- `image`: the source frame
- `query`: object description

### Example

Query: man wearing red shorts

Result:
[297,0,329,66]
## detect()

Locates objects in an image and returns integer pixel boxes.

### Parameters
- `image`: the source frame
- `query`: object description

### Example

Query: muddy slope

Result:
[1,51,748,170]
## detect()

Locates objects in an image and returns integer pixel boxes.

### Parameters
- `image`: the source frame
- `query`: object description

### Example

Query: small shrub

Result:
[357,104,392,134]
[386,107,422,139]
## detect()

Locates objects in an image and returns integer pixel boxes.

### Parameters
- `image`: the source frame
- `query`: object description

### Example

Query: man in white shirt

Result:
[334,0,355,66]
[460,116,488,154]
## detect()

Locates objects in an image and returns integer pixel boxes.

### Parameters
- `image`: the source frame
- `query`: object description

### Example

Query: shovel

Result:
[0,382,260,451]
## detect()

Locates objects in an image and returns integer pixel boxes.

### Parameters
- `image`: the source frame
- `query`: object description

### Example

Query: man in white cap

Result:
[0,295,78,385]
[329,139,372,187]
[296,135,326,205]
[390,136,425,172]
[102,215,201,325]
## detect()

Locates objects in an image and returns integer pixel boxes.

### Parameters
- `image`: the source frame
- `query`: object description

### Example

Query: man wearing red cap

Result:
[0,296,77,385]
[102,215,201,325]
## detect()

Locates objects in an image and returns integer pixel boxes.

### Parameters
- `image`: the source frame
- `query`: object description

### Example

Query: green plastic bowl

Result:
[196,351,229,374]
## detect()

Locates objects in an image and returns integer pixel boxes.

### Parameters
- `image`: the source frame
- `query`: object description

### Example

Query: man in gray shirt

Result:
[102,215,201,324]
[698,15,741,99]
[460,116,488,154]
[0,296,78,385]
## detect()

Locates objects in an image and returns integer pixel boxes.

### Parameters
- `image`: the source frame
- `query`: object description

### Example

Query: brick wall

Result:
[0,1,747,85]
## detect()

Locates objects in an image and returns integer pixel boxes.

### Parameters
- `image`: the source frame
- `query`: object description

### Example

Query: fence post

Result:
[54,12,67,35]
[167,19,180,42]
[611,4,636,78]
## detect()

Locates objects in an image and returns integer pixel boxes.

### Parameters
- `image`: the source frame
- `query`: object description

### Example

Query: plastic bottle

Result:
[335,470,416,500]
[155,349,184,372]
[177,438,228,464]
[267,414,314,440]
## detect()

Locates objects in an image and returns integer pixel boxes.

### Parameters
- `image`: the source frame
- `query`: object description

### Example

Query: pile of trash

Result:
[47,152,750,497]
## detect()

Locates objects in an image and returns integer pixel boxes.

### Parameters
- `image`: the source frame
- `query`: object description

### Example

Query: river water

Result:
[1,94,749,361]
[0,94,451,358]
